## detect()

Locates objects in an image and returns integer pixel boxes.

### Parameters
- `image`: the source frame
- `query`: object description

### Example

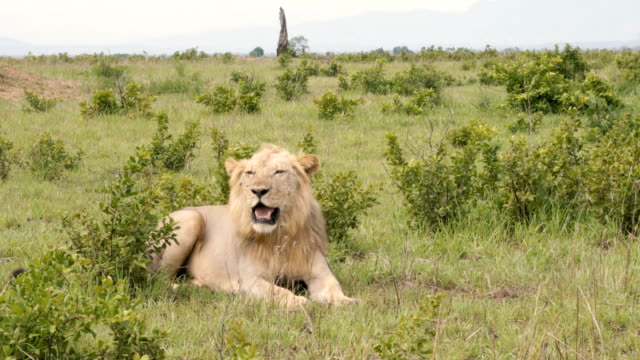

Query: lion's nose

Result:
[251,188,269,197]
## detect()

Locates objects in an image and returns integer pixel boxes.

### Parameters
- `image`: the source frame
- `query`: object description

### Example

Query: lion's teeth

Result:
[255,207,273,219]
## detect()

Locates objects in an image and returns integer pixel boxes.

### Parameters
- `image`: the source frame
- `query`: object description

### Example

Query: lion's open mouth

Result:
[252,203,280,225]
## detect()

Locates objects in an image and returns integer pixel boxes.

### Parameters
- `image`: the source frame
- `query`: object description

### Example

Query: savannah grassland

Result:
[1,49,640,359]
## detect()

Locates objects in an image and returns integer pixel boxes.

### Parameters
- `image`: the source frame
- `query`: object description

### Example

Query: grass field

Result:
[1,51,640,359]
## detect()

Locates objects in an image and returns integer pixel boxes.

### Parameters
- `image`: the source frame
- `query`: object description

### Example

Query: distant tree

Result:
[249,47,264,57]
[392,46,413,55]
[289,36,309,55]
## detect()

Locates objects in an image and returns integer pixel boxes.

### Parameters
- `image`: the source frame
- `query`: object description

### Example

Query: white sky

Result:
[2,0,479,44]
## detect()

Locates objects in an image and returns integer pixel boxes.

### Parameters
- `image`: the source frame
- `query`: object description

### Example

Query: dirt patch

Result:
[0,66,81,102]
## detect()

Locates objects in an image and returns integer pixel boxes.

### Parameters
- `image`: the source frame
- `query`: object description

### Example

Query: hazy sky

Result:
[2,0,478,44]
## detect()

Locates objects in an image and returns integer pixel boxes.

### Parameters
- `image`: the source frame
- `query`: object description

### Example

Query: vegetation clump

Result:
[0,249,167,359]
[0,129,15,181]
[274,66,309,101]
[196,72,266,113]
[484,45,620,115]
[28,132,83,181]
[81,82,156,118]
[313,90,363,119]
[148,113,200,171]
[23,89,56,112]
[381,89,439,116]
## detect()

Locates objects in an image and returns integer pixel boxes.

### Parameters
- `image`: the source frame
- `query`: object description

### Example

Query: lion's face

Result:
[226,145,319,235]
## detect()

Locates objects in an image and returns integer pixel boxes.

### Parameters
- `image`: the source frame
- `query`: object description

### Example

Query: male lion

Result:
[150,144,353,307]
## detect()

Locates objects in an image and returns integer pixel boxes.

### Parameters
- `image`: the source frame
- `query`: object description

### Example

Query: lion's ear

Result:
[225,158,241,176]
[297,154,320,177]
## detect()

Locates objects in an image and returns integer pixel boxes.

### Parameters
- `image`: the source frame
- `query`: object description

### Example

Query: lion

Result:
[149,144,354,307]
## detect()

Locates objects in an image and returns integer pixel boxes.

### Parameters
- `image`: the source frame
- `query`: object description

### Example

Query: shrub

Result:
[319,61,344,77]
[381,89,439,116]
[0,130,15,181]
[81,82,156,119]
[196,85,238,114]
[390,64,445,96]
[560,72,621,115]
[580,114,640,234]
[496,136,547,221]
[197,73,266,114]
[384,120,499,228]
[298,59,320,77]
[350,62,391,94]
[171,47,207,61]
[337,75,350,91]
[80,89,120,117]
[277,50,294,68]
[507,112,543,133]
[149,113,200,171]
[315,171,378,251]
[64,150,177,286]
[23,89,56,112]
[0,249,166,359]
[92,59,127,79]
[312,90,363,119]
[616,50,640,84]
[374,294,444,359]
[274,67,309,101]
[150,172,217,212]
[231,72,267,113]
[28,132,83,181]
[488,46,618,115]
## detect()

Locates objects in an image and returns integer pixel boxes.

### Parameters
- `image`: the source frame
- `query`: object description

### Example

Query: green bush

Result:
[196,85,238,114]
[171,47,207,61]
[374,294,444,359]
[319,61,344,77]
[120,82,157,118]
[81,82,156,119]
[350,62,391,94]
[28,132,83,181]
[580,114,640,234]
[390,64,446,96]
[385,120,499,228]
[298,59,320,77]
[197,73,266,113]
[23,89,56,112]
[488,46,619,115]
[64,150,177,286]
[381,89,439,116]
[274,67,309,101]
[312,90,363,119]
[0,130,15,181]
[149,113,200,171]
[315,171,378,251]
[92,59,127,79]
[80,89,120,117]
[507,112,543,134]
[616,50,640,84]
[0,249,166,360]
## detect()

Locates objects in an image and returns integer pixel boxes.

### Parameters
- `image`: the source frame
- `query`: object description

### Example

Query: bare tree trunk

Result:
[277,7,289,56]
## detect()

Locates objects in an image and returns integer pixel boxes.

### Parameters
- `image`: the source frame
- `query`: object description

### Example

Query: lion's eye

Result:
[275,170,286,175]
[245,170,255,176]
